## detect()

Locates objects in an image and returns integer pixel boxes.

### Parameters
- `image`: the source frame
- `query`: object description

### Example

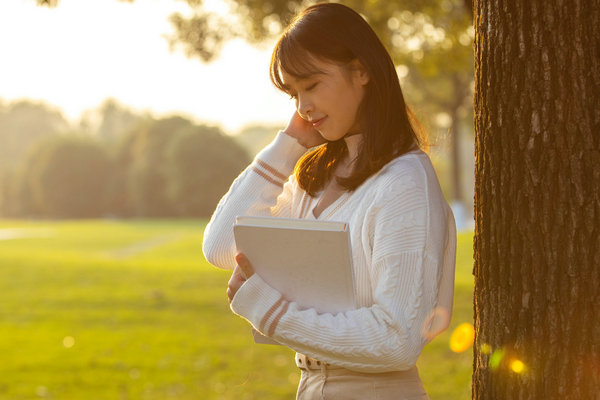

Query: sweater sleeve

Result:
[202,131,307,270]
[230,166,454,372]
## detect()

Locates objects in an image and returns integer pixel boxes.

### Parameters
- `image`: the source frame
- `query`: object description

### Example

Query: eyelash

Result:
[288,82,318,99]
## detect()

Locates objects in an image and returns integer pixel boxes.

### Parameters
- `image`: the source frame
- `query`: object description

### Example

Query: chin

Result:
[318,131,343,142]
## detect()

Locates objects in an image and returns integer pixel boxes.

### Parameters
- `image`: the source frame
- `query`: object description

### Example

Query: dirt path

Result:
[0,228,54,241]
[108,233,185,259]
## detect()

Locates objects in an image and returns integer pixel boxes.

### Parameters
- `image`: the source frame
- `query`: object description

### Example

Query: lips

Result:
[310,116,327,128]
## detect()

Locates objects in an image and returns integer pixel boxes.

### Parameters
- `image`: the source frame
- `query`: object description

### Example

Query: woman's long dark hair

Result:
[270,2,424,195]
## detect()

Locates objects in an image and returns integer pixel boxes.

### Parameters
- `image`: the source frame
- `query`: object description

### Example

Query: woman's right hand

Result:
[282,111,327,148]
[227,253,255,304]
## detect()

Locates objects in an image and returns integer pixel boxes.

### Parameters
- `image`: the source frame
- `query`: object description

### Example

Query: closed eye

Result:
[287,81,317,99]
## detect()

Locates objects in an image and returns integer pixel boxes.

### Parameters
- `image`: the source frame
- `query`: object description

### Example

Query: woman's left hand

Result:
[227,253,255,303]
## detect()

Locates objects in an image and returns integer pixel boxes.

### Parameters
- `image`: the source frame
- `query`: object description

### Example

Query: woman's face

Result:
[281,57,369,141]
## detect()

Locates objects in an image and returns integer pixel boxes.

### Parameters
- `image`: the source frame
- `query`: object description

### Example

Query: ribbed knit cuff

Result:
[230,274,286,336]
[254,131,308,176]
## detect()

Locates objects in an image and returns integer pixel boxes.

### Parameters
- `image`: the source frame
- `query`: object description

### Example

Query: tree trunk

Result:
[472,1,600,399]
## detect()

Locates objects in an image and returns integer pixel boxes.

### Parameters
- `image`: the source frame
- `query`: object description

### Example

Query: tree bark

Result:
[472,1,600,399]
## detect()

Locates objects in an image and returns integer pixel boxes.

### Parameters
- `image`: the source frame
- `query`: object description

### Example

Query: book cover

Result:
[233,216,356,344]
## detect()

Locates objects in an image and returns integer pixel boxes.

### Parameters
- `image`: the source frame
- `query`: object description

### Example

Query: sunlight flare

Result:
[449,322,474,353]
[489,348,505,370]
[510,359,526,374]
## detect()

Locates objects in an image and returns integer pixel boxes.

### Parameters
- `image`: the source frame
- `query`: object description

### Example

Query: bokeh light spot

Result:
[480,342,492,354]
[510,359,526,374]
[62,336,75,348]
[489,348,505,370]
[449,322,475,353]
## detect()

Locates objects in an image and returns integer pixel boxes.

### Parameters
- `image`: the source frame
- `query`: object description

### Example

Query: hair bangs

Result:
[270,35,327,93]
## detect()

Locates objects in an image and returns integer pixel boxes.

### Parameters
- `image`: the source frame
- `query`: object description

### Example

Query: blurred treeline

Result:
[0,99,258,219]
[0,97,474,221]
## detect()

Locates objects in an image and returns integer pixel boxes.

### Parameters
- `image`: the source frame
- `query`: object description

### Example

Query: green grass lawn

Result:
[0,219,473,400]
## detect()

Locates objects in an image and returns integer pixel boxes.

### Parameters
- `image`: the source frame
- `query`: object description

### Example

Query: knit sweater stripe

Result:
[250,165,284,187]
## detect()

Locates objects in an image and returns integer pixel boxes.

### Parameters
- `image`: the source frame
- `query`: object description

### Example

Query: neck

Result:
[344,133,363,163]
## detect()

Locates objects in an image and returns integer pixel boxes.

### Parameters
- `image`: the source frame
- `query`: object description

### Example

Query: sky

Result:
[0,0,292,133]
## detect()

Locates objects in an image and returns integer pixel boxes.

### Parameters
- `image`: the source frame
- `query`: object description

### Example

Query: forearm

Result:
[202,132,307,269]
[230,250,438,373]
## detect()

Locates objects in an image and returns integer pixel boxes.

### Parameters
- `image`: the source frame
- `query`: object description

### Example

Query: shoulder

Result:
[369,150,431,198]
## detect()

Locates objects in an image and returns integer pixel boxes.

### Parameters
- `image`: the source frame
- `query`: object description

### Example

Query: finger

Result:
[232,265,246,281]
[228,267,244,288]
[227,274,244,303]
[235,252,254,278]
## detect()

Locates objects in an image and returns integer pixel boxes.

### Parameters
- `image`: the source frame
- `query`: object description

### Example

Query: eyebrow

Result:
[295,71,323,80]
[281,71,325,92]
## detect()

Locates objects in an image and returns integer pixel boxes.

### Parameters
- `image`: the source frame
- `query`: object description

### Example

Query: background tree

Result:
[107,123,141,218]
[127,116,194,217]
[472,1,599,398]
[0,167,33,218]
[0,100,69,217]
[0,100,67,172]
[75,100,151,217]
[79,98,149,144]
[25,136,113,218]
[165,125,250,216]
[234,124,279,157]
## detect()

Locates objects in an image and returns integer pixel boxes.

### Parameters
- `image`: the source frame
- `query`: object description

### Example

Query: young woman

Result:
[203,3,456,399]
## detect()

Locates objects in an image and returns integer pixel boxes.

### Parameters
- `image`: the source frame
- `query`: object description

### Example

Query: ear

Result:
[350,58,370,86]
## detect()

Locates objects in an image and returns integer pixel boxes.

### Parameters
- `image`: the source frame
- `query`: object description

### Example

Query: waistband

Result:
[295,353,422,380]
[295,353,341,371]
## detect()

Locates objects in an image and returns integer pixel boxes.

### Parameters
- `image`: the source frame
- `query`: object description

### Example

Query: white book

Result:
[233,215,356,344]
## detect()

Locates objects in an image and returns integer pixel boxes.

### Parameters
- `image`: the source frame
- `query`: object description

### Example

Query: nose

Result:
[296,94,313,120]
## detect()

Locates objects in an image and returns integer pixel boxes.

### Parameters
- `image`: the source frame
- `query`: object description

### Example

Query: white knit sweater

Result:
[203,131,456,373]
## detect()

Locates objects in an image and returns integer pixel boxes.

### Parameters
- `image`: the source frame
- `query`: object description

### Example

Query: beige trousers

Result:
[295,354,429,400]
